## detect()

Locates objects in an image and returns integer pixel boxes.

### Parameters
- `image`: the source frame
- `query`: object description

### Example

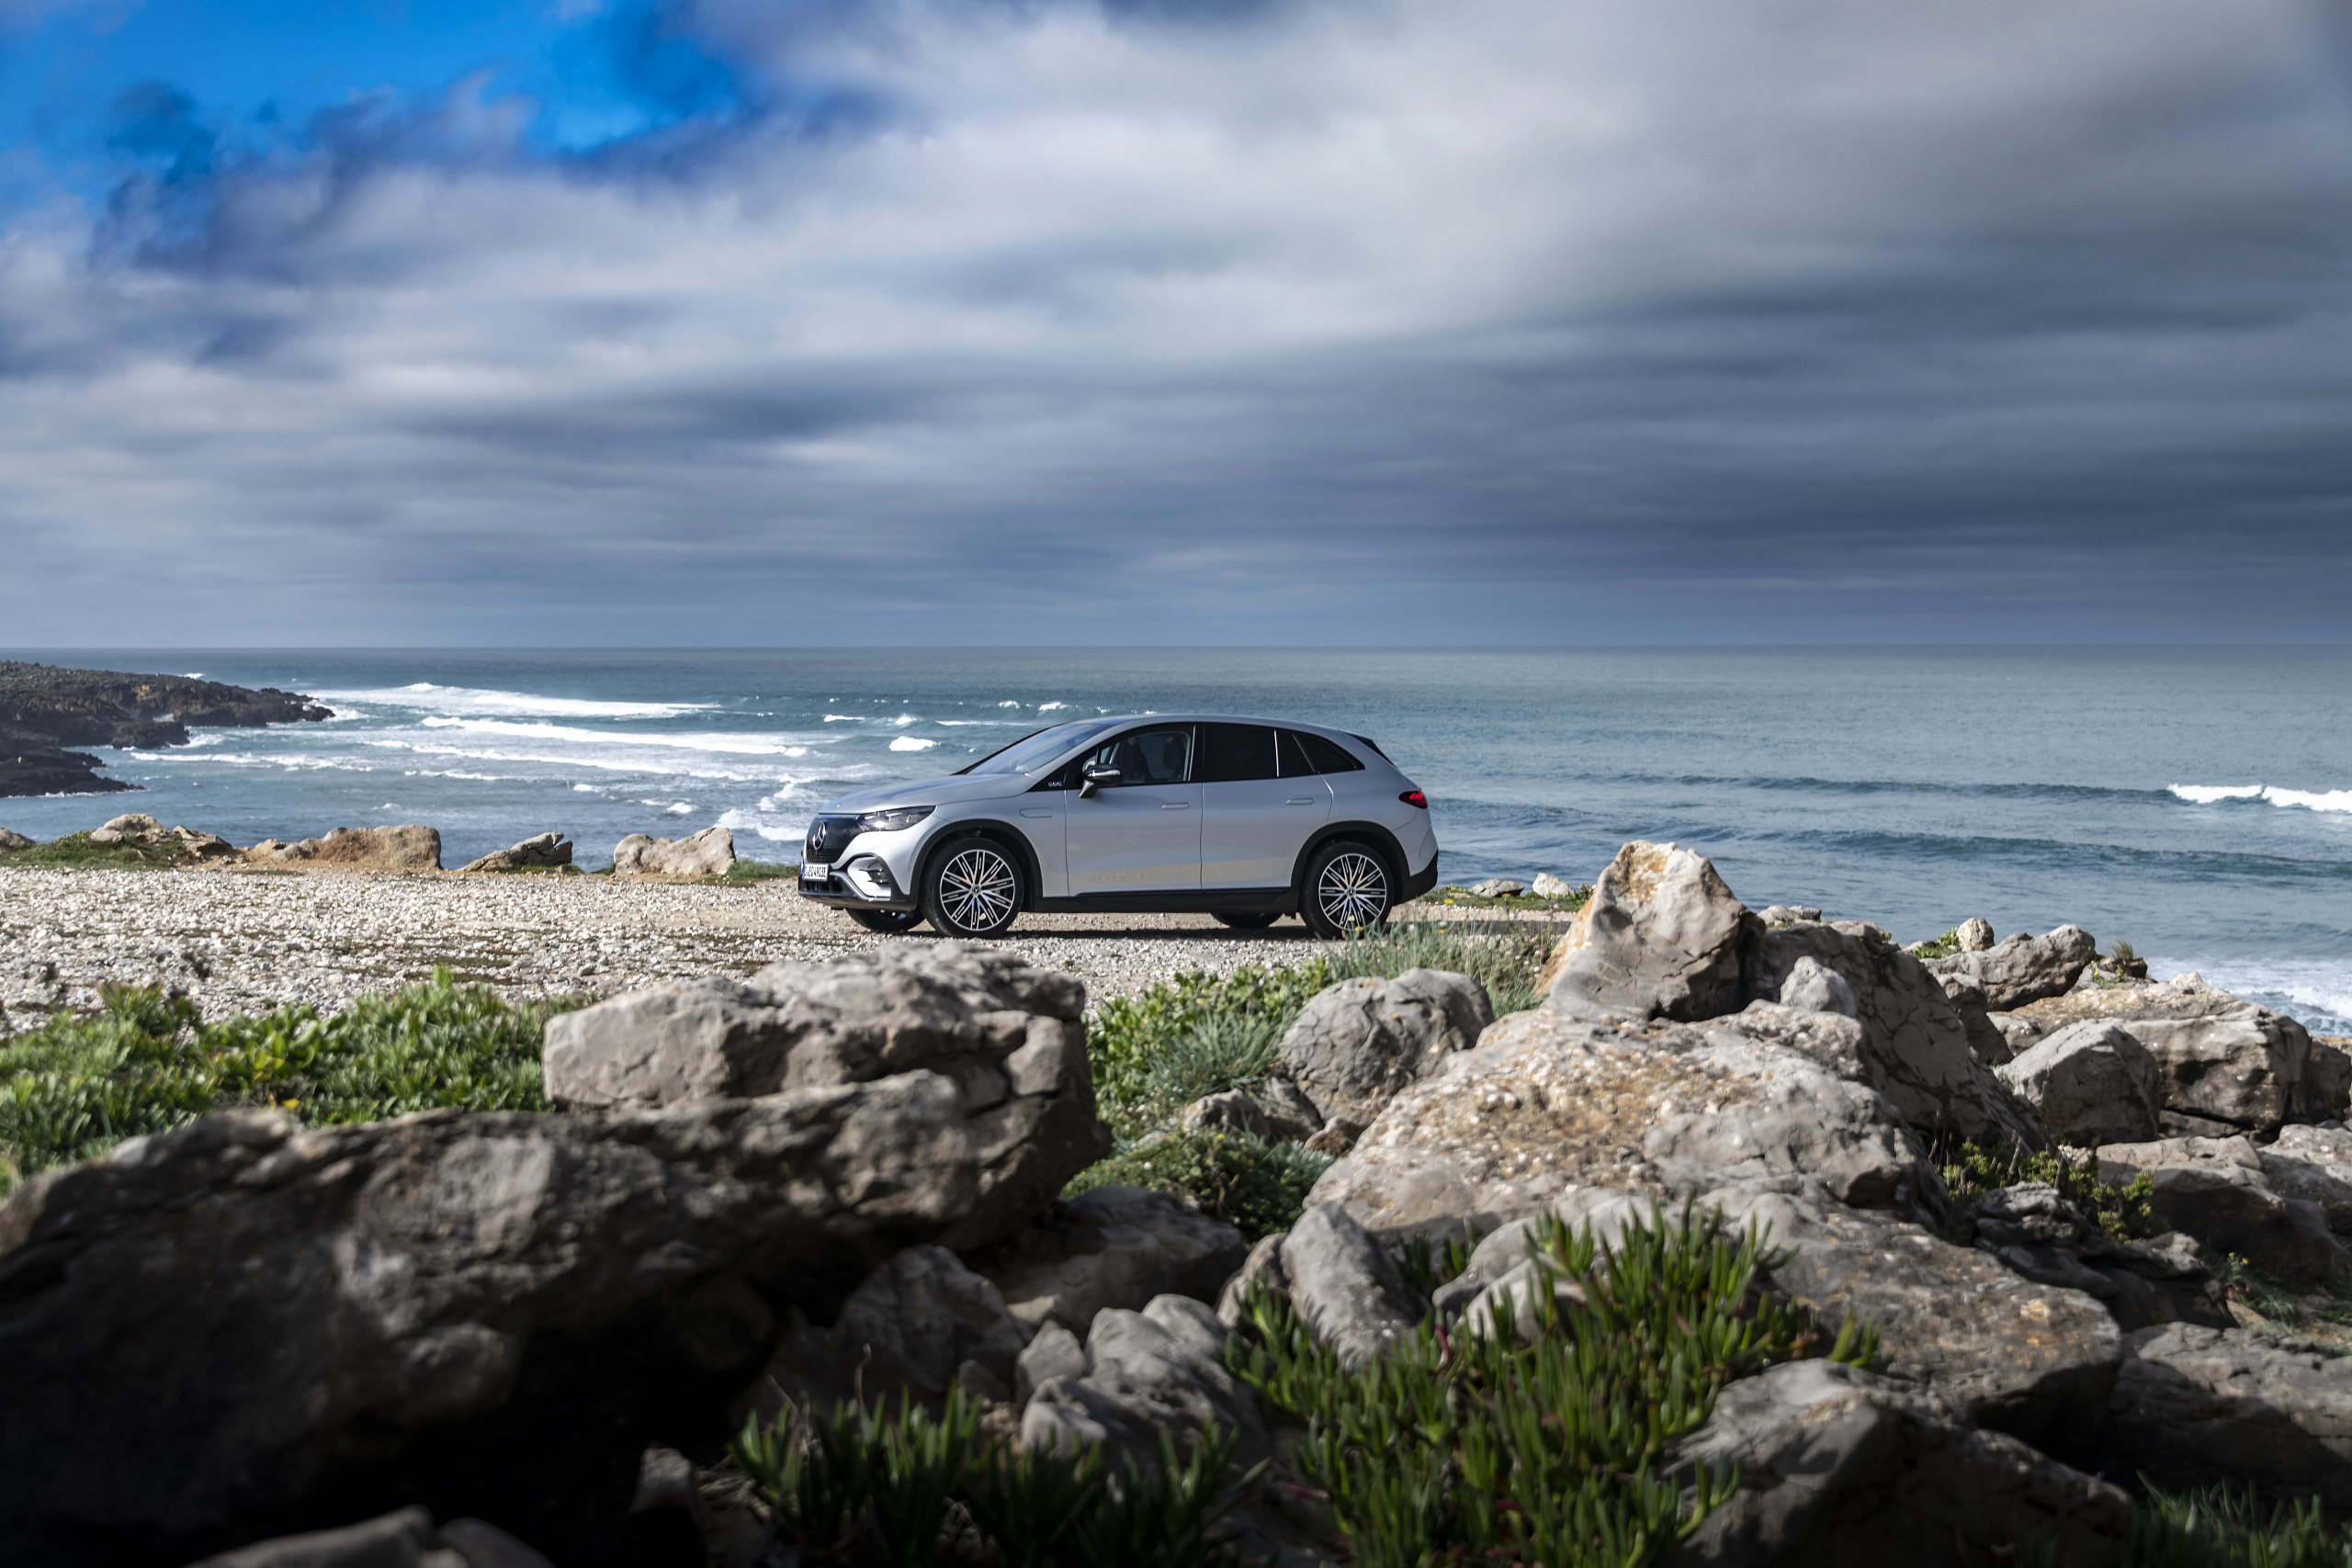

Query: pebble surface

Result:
[0,866,1556,1030]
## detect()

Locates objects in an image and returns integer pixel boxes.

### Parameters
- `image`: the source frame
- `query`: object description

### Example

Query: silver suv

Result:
[798,715,1439,939]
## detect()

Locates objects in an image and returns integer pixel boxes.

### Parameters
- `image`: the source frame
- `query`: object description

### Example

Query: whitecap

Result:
[890,737,940,751]
[183,672,204,680]
[2170,784,2351,813]
[573,784,600,793]
[824,715,857,722]
[998,701,1022,707]
[307,682,714,720]
[666,803,693,815]
[1038,702,1068,711]
[2170,784,2267,804]
[410,717,822,755]
[892,715,920,727]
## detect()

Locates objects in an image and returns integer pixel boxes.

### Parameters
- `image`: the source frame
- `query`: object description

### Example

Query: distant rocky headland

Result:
[0,660,332,797]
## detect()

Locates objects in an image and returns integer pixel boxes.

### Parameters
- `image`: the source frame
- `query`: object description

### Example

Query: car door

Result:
[1199,722,1329,887]
[1062,724,1202,892]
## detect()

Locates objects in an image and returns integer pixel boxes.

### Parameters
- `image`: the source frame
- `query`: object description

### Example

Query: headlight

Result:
[855,806,934,834]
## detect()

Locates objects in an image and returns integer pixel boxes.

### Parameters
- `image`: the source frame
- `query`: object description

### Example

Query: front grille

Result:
[806,816,863,864]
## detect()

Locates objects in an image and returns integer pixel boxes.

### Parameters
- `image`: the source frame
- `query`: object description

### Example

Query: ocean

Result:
[5,646,2346,1035]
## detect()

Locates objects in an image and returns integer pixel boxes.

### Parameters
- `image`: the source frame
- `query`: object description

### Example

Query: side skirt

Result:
[1032,887,1296,915]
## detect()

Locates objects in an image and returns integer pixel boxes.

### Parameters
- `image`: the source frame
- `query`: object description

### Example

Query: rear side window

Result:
[1280,729,1364,776]
[1195,722,1280,783]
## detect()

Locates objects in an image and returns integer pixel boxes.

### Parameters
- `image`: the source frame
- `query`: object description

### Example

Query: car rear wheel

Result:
[845,907,923,934]
[923,839,1023,938]
[1213,911,1281,931]
[1301,841,1392,939]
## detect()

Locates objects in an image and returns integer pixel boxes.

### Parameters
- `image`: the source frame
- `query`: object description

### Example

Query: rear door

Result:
[1062,724,1202,891]
[1200,722,1329,887]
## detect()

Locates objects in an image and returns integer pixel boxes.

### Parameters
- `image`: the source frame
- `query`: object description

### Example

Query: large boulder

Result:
[1749,919,2047,1148]
[1996,1022,2164,1147]
[184,1506,556,1568]
[1304,1005,1942,1237]
[1924,925,2098,1010]
[2095,1135,2350,1286]
[974,1184,1249,1338]
[1659,1359,2131,1568]
[88,810,166,843]
[0,827,32,851]
[2261,1124,2352,1235]
[1020,1294,1270,1471]
[544,946,1107,1250]
[1275,968,1492,1131]
[1535,841,1754,1021]
[612,826,735,876]
[2011,973,2328,1134]
[0,1080,1023,1565]
[246,825,443,872]
[1277,1202,1427,1368]
[2093,1324,2352,1512]
[457,833,572,874]
[1702,1183,2121,1442]
[741,1245,1027,1423]
[1963,1183,2229,1333]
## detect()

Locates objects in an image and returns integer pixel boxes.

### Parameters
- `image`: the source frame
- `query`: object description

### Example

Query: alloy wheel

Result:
[937,845,1018,932]
[1316,850,1389,931]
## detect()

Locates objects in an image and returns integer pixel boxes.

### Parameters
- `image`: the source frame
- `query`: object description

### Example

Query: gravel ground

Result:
[0,864,1569,1031]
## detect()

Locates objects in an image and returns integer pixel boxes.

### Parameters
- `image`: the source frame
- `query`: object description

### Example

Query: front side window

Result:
[1194,722,1279,784]
[1081,725,1193,785]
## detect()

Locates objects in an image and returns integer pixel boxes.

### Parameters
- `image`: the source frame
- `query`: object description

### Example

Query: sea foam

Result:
[2171,784,2352,813]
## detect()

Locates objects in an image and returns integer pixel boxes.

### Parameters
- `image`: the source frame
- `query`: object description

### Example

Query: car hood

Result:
[819,773,1036,814]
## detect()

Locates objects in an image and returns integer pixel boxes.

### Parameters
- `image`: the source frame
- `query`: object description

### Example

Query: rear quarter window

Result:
[1281,729,1365,775]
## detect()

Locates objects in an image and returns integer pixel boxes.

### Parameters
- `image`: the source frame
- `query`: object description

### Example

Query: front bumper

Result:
[797,855,919,911]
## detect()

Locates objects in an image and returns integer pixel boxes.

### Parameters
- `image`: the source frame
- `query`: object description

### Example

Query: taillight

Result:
[1399,790,1428,809]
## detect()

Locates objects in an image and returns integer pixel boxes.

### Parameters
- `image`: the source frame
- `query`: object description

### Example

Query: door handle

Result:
[1019,808,1055,818]
[1161,802,1190,809]
[1286,798,1316,805]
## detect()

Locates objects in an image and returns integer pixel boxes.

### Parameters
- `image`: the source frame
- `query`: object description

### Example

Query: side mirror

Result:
[1079,766,1121,799]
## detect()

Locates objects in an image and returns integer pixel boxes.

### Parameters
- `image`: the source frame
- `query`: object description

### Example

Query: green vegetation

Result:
[2130,1486,2352,1566]
[1227,1202,1880,1567]
[1072,923,1554,1236]
[0,974,588,1194]
[1909,927,1964,961]
[1067,1128,1332,1241]
[0,829,199,871]
[1413,883,1589,911]
[1939,1138,2161,1243]
[728,1386,1261,1568]
[723,859,803,884]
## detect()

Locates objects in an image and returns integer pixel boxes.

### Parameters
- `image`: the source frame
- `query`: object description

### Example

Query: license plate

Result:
[801,863,830,883]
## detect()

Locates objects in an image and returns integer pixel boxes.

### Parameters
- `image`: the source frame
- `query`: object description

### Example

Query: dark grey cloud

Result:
[2,0,2349,645]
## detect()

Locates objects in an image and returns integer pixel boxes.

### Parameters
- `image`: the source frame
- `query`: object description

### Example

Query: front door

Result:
[1198,721,1329,887]
[1063,724,1202,892]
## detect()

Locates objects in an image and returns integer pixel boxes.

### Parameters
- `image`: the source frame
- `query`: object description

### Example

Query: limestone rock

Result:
[743,1246,1026,1424]
[2013,973,2324,1134]
[1925,925,2098,1010]
[244,825,442,872]
[1997,1022,2164,1147]
[546,946,1106,1252]
[1989,1012,2043,1059]
[1756,905,1822,926]
[89,811,166,844]
[1530,873,1575,898]
[2095,1324,2352,1512]
[1278,1203,1425,1368]
[2309,1041,2352,1124]
[1276,968,1492,1129]
[174,826,237,858]
[1537,841,1753,1021]
[1935,970,2018,1066]
[2261,1125,2352,1234]
[1014,1322,1086,1405]
[1776,956,1855,1018]
[1951,917,1997,953]
[977,1185,1248,1338]
[2095,1135,2349,1286]
[1304,1006,1940,1237]
[1751,919,2047,1148]
[0,1082,1012,1562]
[612,826,735,876]
[457,833,571,874]
[1020,1295,1270,1472]
[1254,1075,1324,1138]
[1180,1089,1275,1140]
[1659,1359,2131,1568]
[1702,1183,2120,1442]
[1963,1184,2229,1333]
[184,1506,557,1568]
[1467,878,1523,897]
[0,827,30,851]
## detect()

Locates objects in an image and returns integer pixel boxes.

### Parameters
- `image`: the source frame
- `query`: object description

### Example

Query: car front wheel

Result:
[923,839,1023,938]
[1301,841,1392,939]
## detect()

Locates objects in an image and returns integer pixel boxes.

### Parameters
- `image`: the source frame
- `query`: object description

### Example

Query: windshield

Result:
[958,718,1125,775]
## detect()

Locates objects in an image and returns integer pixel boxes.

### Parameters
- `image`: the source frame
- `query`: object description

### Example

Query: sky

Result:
[0,0,2347,646]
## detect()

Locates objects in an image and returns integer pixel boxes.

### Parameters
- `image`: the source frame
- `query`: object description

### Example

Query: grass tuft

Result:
[1067,1128,1332,1241]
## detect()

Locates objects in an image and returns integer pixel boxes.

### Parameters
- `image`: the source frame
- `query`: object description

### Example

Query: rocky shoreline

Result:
[0,660,331,797]
[7,840,2352,1565]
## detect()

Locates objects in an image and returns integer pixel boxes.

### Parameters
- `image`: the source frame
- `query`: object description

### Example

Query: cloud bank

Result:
[2,0,2348,644]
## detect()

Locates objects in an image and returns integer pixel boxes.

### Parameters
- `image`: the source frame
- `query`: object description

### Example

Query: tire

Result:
[1300,840,1393,939]
[844,907,924,934]
[1213,911,1281,931]
[923,838,1023,939]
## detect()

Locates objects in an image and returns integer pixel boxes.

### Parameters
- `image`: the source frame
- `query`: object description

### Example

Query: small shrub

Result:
[727,1386,1261,1567]
[1938,1139,2162,1243]
[0,830,199,871]
[1227,1201,1880,1567]
[1910,928,1963,961]
[1325,922,1555,1017]
[1065,1128,1332,1241]
[1142,1011,1285,1105]
[2129,1484,2352,1566]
